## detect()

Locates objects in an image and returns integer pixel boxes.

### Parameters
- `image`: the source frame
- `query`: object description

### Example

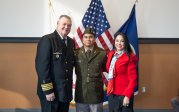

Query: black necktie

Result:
[62,39,66,46]
[62,39,67,55]
[86,50,91,59]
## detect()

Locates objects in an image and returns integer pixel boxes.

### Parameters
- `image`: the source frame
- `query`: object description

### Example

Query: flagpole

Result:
[134,0,138,4]
[49,0,56,18]
[48,0,57,33]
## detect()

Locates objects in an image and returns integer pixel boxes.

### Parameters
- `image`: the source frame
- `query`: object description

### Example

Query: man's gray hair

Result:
[59,15,71,20]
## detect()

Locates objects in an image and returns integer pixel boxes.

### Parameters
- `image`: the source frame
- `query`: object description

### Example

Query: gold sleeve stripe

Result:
[41,83,53,91]
[42,86,52,91]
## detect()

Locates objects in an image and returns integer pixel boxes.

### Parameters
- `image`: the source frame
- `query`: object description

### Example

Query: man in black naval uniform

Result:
[35,15,75,112]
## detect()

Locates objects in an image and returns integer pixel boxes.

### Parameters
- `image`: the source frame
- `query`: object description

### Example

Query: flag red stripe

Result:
[102,73,108,86]
[74,27,84,49]
[105,30,114,45]
[73,38,79,49]
[77,27,83,41]
[98,35,110,52]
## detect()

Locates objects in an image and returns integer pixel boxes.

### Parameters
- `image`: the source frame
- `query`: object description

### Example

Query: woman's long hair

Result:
[113,32,133,58]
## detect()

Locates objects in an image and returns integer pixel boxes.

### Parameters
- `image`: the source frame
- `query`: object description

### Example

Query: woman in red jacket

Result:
[106,32,138,112]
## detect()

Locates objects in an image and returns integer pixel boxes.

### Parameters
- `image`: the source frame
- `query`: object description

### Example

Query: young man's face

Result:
[82,33,95,48]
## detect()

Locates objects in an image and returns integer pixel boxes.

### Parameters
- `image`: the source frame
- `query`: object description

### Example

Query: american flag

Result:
[73,0,114,52]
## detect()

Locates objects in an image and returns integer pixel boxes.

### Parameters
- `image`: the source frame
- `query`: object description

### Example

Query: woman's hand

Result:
[123,96,130,107]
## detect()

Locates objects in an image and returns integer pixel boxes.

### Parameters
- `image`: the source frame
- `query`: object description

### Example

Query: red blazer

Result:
[106,50,137,98]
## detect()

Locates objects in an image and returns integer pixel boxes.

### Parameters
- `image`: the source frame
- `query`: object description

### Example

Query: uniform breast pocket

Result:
[91,62,100,72]
[53,52,62,61]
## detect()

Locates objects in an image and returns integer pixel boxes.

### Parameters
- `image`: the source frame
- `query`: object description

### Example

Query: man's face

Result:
[56,17,72,37]
[82,33,95,48]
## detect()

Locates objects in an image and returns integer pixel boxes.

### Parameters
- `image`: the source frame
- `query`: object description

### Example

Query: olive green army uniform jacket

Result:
[74,46,107,104]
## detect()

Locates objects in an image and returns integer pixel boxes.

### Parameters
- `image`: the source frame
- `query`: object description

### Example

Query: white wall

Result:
[0,0,49,37]
[0,0,179,38]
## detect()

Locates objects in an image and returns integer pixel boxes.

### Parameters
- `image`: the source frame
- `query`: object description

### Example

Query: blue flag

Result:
[115,4,139,94]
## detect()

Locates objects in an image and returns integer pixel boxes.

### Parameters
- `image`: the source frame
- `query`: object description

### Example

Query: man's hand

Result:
[46,92,55,101]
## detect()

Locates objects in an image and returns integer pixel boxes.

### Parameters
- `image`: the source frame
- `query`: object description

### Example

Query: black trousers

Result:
[108,94,134,112]
[40,99,70,112]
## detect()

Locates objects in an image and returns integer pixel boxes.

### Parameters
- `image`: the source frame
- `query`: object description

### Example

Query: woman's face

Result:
[115,34,125,51]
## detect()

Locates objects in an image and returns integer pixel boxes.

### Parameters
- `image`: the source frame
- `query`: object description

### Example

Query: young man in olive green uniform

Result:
[74,28,107,112]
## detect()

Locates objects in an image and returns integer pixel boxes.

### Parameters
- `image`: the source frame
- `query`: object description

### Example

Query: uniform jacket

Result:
[35,30,75,102]
[74,46,106,104]
[106,50,137,98]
